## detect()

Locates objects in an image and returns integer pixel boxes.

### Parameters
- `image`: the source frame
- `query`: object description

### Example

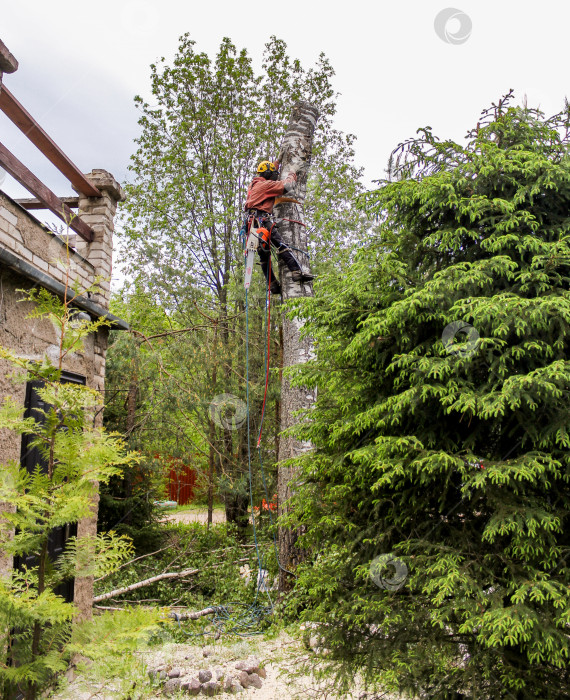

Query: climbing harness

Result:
[241,210,311,292]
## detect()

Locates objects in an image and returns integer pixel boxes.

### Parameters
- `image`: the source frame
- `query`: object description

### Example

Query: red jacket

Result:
[245,172,296,214]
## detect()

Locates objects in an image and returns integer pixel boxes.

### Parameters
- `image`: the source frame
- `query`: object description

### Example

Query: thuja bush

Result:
[0,285,154,700]
[287,95,570,699]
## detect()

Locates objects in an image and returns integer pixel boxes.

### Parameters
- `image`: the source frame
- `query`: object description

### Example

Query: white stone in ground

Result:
[153,653,269,696]
[49,630,405,699]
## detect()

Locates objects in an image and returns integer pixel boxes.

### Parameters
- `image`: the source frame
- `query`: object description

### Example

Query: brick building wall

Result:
[0,170,125,619]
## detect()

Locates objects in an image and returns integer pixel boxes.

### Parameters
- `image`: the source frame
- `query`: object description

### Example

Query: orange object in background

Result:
[258,227,271,245]
[253,496,277,513]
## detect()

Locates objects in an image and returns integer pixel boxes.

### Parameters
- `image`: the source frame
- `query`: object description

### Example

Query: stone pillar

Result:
[75,169,125,309]
[73,170,124,620]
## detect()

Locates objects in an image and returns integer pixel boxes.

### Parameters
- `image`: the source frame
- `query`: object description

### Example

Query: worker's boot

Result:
[270,280,282,295]
[291,270,315,283]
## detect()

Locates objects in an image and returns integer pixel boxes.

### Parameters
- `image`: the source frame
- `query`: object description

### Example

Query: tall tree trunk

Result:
[208,321,219,527]
[274,101,319,591]
[224,300,250,539]
[124,369,137,524]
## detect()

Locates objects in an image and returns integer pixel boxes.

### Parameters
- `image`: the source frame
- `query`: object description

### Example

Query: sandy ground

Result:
[52,630,402,699]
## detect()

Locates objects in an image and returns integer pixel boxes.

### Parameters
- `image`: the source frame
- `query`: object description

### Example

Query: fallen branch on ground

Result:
[93,567,199,603]
[169,607,218,621]
[110,598,162,603]
[93,604,219,621]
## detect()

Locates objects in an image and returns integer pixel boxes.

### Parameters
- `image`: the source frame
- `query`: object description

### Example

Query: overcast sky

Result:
[1,1,568,252]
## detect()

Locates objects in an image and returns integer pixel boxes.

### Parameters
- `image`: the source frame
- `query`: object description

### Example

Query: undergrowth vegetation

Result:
[95,522,278,615]
[49,522,284,699]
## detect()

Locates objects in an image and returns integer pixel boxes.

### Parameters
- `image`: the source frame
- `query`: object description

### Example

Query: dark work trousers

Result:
[257,226,301,284]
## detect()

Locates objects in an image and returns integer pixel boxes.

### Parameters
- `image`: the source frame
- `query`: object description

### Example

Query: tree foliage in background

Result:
[98,290,172,552]
[110,35,363,531]
[101,278,269,538]
[288,95,570,699]
[123,33,362,296]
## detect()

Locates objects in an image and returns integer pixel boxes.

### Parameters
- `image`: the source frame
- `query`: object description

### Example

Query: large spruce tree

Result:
[289,95,570,699]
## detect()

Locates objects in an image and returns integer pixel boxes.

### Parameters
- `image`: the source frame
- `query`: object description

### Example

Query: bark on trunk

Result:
[208,322,219,528]
[274,101,319,591]
[124,371,137,524]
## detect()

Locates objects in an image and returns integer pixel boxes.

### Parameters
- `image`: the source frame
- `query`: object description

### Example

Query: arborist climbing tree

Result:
[241,101,320,593]
[242,160,314,295]
[116,33,362,564]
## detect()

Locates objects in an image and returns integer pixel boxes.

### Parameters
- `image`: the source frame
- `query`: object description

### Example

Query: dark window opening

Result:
[16,370,87,602]
[10,371,86,700]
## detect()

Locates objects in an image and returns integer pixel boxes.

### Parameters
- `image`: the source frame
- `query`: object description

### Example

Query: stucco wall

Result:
[0,265,108,615]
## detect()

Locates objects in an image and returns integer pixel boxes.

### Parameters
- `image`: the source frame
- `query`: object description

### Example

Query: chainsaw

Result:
[244,224,259,290]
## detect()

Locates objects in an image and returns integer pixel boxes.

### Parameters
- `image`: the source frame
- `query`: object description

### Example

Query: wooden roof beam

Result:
[15,196,79,210]
[0,141,94,242]
[0,86,102,198]
[0,39,18,74]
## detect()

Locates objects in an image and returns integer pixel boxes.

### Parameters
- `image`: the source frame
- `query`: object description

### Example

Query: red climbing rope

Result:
[257,255,272,448]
